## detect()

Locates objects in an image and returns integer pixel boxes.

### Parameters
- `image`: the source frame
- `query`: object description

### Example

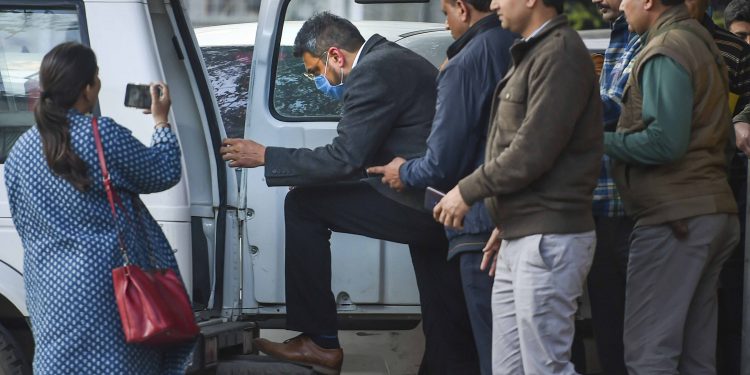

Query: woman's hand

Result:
[144,82,171,126]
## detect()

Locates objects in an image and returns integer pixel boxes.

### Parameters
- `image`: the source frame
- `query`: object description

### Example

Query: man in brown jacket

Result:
[606,0,739,372]
[434,0,603,371]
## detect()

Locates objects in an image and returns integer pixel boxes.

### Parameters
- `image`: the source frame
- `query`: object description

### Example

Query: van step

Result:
[187,321,258,373]
[216,355,315,374]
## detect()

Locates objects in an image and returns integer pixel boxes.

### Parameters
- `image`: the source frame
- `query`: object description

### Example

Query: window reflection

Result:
[0,7,81,162]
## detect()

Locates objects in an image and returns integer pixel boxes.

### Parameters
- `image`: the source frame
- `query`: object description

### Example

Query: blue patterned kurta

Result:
[4,109,194,374]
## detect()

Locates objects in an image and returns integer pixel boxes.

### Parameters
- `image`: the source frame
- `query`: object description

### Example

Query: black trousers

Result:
[587,215,633,375]
[717,153,747,375]
[283,182,479,374]
[458,252,493,375]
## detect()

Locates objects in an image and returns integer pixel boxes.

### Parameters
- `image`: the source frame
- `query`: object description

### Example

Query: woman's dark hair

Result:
[34,42,97,191]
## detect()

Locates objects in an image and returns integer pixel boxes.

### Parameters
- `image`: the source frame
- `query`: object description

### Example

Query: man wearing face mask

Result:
[219,12,479,375]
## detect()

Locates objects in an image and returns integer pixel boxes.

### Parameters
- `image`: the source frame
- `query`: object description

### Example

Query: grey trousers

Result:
[624,213,739,375]
[491,231,596,375]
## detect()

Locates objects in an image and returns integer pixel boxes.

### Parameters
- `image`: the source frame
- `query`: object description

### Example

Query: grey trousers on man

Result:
[491,231,596,375]
[624,213,739,375]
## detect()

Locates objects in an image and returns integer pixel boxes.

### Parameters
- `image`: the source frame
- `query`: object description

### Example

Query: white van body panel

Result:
[0,261,26,316]
[85,0,198,291]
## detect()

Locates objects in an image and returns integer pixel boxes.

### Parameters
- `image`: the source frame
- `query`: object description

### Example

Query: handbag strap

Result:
[92,117,131,265]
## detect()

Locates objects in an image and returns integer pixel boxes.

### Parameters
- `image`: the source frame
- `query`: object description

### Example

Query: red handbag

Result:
[92,117,199,345]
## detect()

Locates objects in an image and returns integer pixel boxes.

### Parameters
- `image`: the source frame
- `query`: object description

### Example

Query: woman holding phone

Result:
[4,42,193,374]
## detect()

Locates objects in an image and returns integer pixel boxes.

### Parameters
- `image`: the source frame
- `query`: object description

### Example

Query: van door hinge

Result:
[237,208,255,222]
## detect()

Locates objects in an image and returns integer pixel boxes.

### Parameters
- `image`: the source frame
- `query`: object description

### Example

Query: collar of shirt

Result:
[611,14,629,35]
[351,37,368,69]
[446,14,501,59]
[605,15,634,55]
[524,19,552,41]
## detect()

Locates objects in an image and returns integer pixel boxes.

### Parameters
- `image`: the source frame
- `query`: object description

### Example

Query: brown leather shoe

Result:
[253,335,343,375]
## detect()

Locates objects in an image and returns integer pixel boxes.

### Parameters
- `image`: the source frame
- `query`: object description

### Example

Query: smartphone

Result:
[124,83,154,109]
[424,186,446,211]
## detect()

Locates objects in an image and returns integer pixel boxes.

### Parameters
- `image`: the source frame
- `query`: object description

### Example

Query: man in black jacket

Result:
[367,1,514,373]
[220,12,478,375]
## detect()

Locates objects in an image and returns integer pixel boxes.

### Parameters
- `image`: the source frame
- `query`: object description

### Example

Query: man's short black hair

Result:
[660,0,685,6]
[293,12,366,58]
[448,0,492,12]
[726,0,750,27]
[542,0,564,14]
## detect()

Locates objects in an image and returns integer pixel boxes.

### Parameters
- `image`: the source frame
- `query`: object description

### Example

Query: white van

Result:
[0,0,456,372]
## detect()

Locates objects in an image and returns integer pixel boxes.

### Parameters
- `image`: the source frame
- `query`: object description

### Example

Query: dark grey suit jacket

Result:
[265,35,438,209]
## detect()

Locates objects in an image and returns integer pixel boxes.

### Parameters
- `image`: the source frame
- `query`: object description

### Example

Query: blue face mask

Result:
[314,54,345,101]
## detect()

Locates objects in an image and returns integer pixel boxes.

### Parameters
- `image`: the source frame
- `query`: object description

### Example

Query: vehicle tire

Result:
[0,323,30,375]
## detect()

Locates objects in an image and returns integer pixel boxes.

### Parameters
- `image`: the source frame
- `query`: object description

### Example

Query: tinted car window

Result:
[201,45,252,139]
[202,43,343,136]
[0,7,81,162]
[273,46,343,118]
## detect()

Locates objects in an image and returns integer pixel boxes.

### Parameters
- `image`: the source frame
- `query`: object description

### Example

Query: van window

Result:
[0,6,82,162]
[273,44,343,119]
[202,45,252,139]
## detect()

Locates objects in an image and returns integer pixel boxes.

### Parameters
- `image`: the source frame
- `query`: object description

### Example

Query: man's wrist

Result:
[397,160,409,187]
[457,177,482,206]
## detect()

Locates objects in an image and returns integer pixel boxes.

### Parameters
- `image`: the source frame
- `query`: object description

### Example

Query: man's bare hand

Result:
[433,185,470,229]
[366,157,406,191]
[480,227,503,277]
[735,122,750,156]
[220,138,266,168]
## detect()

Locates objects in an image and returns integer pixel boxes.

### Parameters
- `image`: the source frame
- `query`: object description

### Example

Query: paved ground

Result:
[239,322,602,375]
[259,323,426,375]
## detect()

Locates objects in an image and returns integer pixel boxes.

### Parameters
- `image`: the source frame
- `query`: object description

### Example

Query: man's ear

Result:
[457,0,470,22]
[526,0,538,9]
[643,0,654,11]
[327,47,346,68]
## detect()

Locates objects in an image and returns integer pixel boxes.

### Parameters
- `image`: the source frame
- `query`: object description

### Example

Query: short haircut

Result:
[726,0,750,27]
[448,0,492,12]
[542,0,564,14]
[293,12,366,58]
[660,0,685,6]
